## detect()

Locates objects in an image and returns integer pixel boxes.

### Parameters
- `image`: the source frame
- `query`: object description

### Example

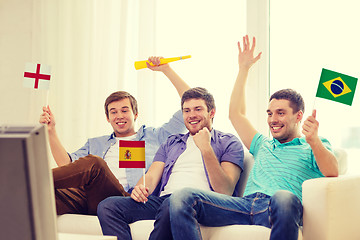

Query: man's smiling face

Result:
[182,98,215,135]
[267,99,302,143]
[107,98,137,137]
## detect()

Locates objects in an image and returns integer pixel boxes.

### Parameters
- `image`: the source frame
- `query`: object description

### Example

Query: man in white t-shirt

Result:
[40,57,190,215]
[97,87,245,239]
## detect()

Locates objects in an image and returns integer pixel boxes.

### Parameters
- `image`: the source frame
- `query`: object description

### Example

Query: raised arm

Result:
[229,35,262,150]
[302,109,339,177]
[39,106,71,166]
[146,56,190,97]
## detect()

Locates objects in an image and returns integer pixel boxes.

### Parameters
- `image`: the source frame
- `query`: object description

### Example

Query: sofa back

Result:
[236,151,254,197]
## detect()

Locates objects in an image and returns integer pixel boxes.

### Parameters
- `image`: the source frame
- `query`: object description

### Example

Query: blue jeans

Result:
[167,188,303,240]
[97,194,172,240]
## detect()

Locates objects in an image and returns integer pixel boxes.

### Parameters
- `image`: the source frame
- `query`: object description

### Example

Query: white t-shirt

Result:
[160,135,211,196]
[104,134,137,191]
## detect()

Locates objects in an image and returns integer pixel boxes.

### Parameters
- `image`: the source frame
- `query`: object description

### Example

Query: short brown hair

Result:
[181,87,216,112]
[269,89,304,114]
[104,91,138,118]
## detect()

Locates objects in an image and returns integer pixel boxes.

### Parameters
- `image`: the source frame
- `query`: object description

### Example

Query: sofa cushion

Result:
[130,220,275,240]
[57,148,347,239]
[58,214,303,240]
[58,214,103,235]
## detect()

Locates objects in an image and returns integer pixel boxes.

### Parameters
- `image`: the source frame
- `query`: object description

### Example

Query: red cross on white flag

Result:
[23,63,51,90]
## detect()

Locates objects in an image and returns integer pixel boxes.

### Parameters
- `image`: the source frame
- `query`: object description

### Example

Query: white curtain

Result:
[28,0,156,154]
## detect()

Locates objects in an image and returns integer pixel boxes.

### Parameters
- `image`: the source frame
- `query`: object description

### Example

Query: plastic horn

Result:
[134,55,191,70]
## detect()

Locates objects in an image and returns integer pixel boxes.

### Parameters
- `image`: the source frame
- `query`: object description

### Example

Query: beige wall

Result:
[1,0,30,124]
[0,0,56,167]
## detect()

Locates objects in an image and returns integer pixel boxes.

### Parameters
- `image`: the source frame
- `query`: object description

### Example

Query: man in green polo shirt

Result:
[152,35,339,240]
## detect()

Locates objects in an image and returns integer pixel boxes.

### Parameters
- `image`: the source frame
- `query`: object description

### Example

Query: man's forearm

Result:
[48,129,71,166]
[229,67,249,117]
[310,138,339,177]
[228,67,258,150]
[162,67,190,97]
[200,147,236,195]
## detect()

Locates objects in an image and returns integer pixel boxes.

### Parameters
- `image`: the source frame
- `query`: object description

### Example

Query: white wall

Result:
[1,1,268,159]
[0,1,155,156]
[0,0,58,167]
[0,0,45,125]
[270,0,360,175]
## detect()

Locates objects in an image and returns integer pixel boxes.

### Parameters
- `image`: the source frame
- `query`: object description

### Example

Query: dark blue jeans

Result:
[167,188,303,240]
[97,194,172,240]
[98,189,302,240]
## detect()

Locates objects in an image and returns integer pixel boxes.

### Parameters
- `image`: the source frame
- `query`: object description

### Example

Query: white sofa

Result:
[57,148,360,240]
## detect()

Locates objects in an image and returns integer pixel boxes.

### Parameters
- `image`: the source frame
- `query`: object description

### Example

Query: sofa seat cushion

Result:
[58,214,103,235]
[58,214,302,240]
[130,220,272,240]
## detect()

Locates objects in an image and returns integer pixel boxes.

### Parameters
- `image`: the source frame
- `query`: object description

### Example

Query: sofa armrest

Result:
[302,175,360,240]
[58,214,103,235]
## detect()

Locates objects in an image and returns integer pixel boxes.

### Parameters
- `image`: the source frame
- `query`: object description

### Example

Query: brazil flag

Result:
[316,68,358,106]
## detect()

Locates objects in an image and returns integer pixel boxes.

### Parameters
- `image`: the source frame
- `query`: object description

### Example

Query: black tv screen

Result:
[0,125,57,240]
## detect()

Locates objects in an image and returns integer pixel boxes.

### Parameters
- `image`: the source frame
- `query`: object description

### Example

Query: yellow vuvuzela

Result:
[134,55,191,70]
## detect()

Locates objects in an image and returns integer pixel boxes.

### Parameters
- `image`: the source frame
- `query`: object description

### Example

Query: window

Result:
[270,1,360,175]
[153,0,247,134]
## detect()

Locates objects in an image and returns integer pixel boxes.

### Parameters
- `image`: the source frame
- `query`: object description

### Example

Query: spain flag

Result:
[119,140,145,168]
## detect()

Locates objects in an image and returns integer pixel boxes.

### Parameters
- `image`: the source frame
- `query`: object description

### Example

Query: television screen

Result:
[0,125,57,240]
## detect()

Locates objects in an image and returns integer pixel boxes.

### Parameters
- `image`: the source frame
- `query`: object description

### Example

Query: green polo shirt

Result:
[244,133,333,202]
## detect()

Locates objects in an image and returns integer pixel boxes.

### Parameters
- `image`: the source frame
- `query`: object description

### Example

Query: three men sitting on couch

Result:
[42,36,338,240]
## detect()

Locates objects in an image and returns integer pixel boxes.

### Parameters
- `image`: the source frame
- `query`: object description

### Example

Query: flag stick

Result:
[312,97,317,112]
[143,168,146,204]
[46,89,49,106]
[143,168,145,188]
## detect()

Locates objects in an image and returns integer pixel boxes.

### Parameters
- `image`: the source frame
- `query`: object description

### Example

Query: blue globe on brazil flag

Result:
[330,80,344,95]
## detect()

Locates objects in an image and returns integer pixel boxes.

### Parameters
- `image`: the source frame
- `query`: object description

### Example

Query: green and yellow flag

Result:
[316,68,358,106]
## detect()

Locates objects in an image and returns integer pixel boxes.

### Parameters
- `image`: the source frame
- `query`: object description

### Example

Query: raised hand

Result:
[302,109,319,144]
[146,56,170,72]
[193,127,212,151]
[238,35,262,70]
[39,105,56,131]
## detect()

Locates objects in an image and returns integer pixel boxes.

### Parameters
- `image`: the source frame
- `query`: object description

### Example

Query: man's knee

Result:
[170,188,201,213]
[80,154,107,170]
[97,197,115,219]
[155,197,171,222]
[160,197,170,212]
[269,190,302,220]
[271,191,301,208]
[97,196,129,223]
